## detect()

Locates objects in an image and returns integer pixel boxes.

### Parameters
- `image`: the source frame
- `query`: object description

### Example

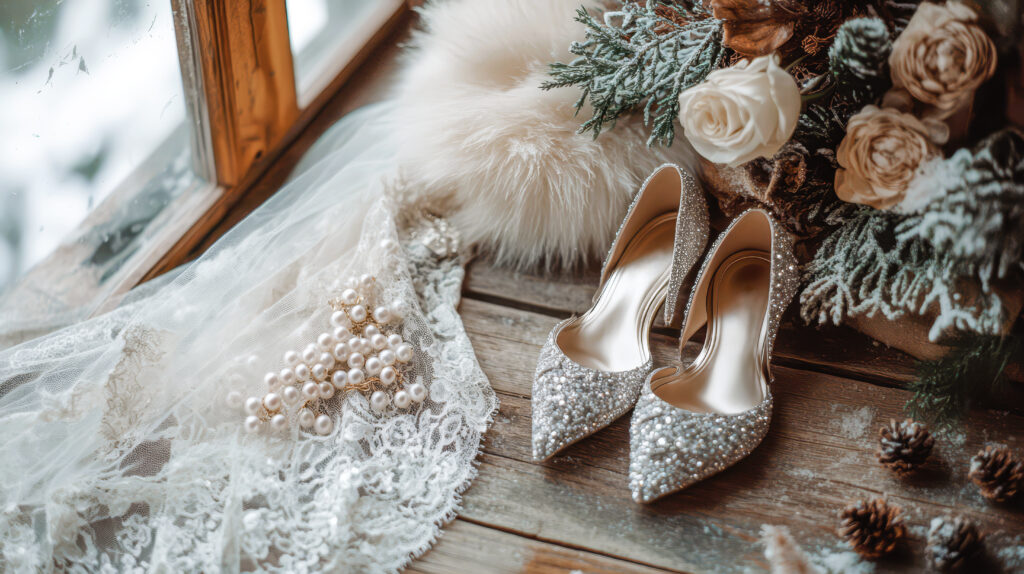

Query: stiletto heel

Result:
[628,209,798,503]
[531,164,708,461]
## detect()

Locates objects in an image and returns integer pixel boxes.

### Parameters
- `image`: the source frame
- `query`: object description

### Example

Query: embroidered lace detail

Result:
[0,200,496,573]
[101,326,165,451]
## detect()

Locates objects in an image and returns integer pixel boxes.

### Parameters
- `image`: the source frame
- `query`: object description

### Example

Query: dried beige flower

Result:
[835,106,944,209]
[890,2,997,119]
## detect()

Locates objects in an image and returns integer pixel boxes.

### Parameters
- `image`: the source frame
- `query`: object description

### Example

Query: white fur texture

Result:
[394,0,691,270]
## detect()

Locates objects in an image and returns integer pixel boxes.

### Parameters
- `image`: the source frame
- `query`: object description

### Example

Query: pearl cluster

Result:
[230,272,426,436]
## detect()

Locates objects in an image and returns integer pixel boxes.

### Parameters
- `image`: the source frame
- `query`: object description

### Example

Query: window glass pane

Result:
[286,0,385,103]
[0,0,193,291]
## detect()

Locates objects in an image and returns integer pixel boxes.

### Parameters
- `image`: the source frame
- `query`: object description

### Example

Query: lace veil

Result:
[0,103,497,572]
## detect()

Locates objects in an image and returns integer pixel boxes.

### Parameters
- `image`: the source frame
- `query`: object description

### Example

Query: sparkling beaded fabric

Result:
[630,385,772,503]
[532,164,709,461]
[629,209,799,503]
[663,169,709,326]
[532,324,651,460]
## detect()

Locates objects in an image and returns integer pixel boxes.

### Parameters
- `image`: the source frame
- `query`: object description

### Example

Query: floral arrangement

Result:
[547,0,1023,421]
[547,0,1021,339]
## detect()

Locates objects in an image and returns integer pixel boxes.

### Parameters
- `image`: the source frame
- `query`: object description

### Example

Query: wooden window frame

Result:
[1,0,409,328]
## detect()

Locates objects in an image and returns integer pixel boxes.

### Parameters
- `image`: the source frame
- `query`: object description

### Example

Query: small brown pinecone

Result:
[968,445,1023,502]
[878,418,934,473]
[838,498,906,559]
[926,516,984,571]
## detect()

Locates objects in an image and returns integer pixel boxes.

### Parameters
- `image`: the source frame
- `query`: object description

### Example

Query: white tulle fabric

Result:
[0,103,496,573]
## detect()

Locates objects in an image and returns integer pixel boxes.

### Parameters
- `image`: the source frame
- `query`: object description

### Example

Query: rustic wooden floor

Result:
[186,14,1024,573]
[396,261,1024,573]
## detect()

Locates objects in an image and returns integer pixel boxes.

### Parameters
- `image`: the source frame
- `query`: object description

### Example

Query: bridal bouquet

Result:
[546,0,1023,357]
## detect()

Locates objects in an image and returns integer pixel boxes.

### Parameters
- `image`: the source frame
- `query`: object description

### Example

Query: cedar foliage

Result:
[801,129,1024,342]
[542,1,725,145]
[906,334,1023,427]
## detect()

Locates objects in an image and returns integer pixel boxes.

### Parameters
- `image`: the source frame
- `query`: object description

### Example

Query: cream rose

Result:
[835,106,943,210]
[678,54,800,167]
[890,2,997,119]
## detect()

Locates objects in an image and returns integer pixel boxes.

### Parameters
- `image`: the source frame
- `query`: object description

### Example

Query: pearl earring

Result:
[234,271,427,436]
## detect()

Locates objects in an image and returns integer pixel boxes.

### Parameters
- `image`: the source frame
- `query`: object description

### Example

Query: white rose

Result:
[678,55,801,167]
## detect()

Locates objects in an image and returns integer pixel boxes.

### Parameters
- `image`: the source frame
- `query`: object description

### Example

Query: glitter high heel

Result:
[531,164,709,461]
[628,209,798,503]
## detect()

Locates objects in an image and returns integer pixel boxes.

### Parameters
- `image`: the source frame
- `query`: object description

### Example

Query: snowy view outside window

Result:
[287,0,377,100]
[0,0,375,294]
[0,0,187,291]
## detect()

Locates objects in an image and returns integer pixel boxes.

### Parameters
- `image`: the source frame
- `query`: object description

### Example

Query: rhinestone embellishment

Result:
[628,208,800,503]
[596,165,710,326]
[629,386,772,503]
[532,324,651,461]
[531,164,710,461]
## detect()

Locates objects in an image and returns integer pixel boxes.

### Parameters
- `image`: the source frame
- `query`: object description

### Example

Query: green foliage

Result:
[785,17,894,237]
[906,334,1023,427]
[799,206,995,339]
[800,129,1024,341]
[896,128,1024,283]
[793,17,893,152]
[542,1,725,146]
[793,103,848,151]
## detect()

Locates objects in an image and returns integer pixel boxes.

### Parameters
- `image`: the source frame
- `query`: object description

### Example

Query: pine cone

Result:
[838,498,906,559]
[926,516,984,571]
[969,446,1023,502]
[878,418,934,473]
[828,17,892,105]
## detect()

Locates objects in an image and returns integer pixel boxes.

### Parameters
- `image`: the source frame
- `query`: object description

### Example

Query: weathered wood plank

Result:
[407,519,677,574]
[455,297,1024,572]
[185,10,415,260]
[141,7,414,281]
[463,259,920,385]
[173,0,299,186]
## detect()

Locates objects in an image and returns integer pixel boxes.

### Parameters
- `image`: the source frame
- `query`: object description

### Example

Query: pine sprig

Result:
[801,129,1024,341]
[907,334,1023,427]
[542,1,725,146]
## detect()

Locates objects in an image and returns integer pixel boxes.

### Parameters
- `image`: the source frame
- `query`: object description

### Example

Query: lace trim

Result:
[0,201,497,573]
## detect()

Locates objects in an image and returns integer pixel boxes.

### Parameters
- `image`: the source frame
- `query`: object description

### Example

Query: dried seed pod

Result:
[926,515,983,571]
[968,445,1023,502]
[878,418,934,473]
[838,498,906,559]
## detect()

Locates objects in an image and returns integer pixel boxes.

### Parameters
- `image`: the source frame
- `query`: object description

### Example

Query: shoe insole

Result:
[653,250,771,414]
[557,214,675,372]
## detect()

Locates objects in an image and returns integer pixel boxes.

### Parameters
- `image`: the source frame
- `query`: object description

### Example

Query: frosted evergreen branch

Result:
[895,130,1024,282]
[800,206,1008,341]
[907,334,1023,427]
[542,1,725,146]
[801,129,1024,341]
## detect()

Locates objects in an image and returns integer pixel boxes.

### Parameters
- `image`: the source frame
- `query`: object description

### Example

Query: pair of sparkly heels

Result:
[531,164,799,503]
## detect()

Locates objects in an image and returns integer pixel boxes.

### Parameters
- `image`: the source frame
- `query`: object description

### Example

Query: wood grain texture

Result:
[436,296,1024,573]
[139,7,414,284]
[406,519,676,574]
[187,10,414,259]
[463,260,920,386]
[176,0,299,185]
